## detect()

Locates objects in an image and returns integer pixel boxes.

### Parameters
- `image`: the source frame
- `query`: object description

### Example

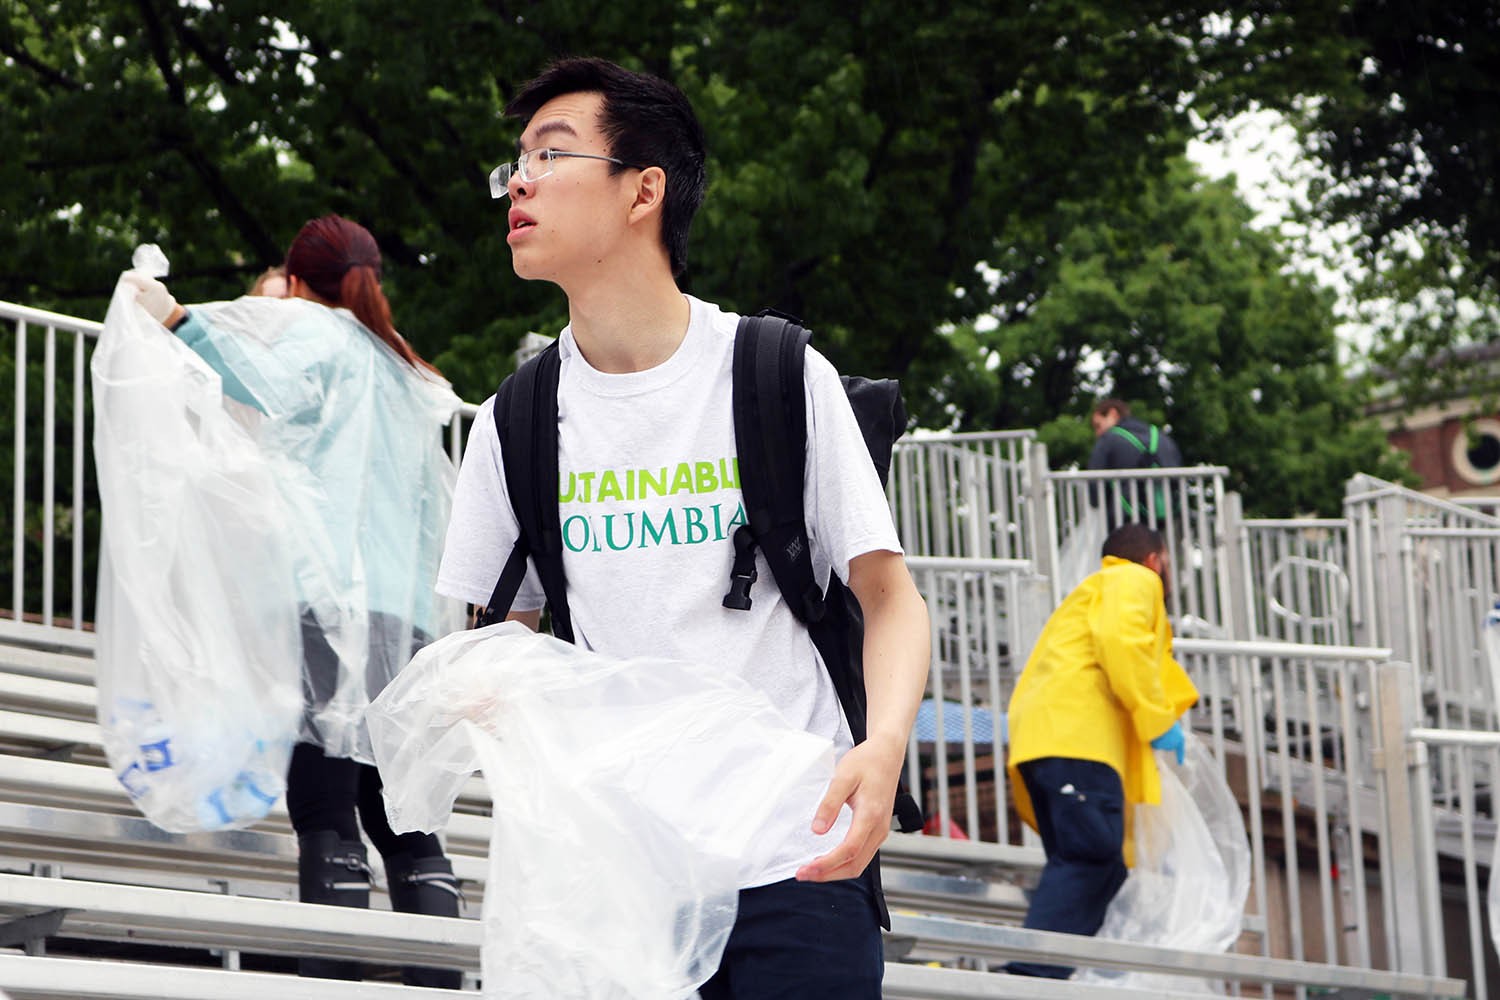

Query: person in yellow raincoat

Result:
[1004,522,1198,978]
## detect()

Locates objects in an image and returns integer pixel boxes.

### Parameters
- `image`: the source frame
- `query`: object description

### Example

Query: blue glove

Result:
[1150,721,1186,765]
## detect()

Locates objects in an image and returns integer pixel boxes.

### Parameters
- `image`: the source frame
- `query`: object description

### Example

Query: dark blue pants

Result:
[697,876,883,999]
[1006,757,1128,979]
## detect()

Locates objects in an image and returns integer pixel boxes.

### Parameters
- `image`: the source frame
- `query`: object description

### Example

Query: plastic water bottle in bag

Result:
[105,696,289,830]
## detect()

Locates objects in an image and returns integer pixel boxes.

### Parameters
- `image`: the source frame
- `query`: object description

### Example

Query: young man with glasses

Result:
[436,58,930,997]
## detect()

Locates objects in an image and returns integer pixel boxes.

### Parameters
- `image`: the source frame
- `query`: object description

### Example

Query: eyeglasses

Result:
[488,148,645,199]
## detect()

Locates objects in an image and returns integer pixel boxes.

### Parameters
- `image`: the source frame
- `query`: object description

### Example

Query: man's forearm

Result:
[850,552,931,753]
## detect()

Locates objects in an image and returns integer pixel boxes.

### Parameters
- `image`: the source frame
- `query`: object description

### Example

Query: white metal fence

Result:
[1408,728,1500,1000]
[1044,464,1233,634]
[2,301,100,651]
[1346,473,1500,736]
[888,431,1037,563]
[904,556,1046,845]
[1,299,476,653]
[8,299,1493,993]
[1240,518,1353,646]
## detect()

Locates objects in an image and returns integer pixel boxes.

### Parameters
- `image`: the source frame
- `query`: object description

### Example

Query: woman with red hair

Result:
[124,216,464,988]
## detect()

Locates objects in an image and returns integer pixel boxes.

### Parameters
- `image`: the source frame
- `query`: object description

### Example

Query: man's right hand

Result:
[1150,720,1186,765]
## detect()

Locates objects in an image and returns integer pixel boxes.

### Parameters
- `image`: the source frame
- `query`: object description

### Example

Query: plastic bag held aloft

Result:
[1076,733,1251,992]
[368,623,839,1000]
[92,250,303,832]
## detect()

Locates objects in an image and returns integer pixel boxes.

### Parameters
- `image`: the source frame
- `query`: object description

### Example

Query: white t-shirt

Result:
[436,295,903,887]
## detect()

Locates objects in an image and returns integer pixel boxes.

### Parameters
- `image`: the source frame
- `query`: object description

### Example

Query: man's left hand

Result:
[795,737,904,882]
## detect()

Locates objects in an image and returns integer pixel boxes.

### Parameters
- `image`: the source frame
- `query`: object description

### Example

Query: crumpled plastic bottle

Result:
[131,243,169,278]
[106,697,287,831]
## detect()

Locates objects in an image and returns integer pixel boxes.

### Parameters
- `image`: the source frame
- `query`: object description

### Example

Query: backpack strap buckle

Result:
[722,525,759,611]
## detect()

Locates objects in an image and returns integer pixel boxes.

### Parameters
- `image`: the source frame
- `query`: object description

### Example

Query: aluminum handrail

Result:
[889,913,1467,997]
[904,556,1033,573]
[898,429,1037,443]
[1174,637,1392,661]
[1047,464,1230,480]
[0,300,103,334]
[1410,728,1500,748]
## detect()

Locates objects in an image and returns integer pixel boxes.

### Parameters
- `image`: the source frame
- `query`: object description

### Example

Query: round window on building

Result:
[1453,418,1500,486]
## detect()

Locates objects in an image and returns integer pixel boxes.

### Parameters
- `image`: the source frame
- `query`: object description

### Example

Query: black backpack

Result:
[1108,423,1163,469]
[1107,423,1169,518]
[477,311,925,833]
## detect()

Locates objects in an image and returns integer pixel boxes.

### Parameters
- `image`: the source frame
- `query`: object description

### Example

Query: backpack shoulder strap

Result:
[479,341,574,641]
[1109,423,1165,470]
[727,312,922,844]
[1108,423,1147,453]
[726,313,824,623]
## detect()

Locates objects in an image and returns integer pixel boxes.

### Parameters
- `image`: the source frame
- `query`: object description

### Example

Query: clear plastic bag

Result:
[1485,604,1500,961]
[1076,734,1251,991]
[1490,833,1500,966]
[178,291,463,760]
[368,622,840,1000]
[92,249,303,831]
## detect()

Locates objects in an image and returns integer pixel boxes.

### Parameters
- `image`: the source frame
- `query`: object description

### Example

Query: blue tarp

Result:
[913,700,1005,745]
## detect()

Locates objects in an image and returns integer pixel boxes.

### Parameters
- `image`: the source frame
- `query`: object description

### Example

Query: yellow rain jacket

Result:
[1006,556,1198,864]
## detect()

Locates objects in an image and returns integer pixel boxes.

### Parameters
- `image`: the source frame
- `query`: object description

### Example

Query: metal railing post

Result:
[1373,660,1446,977]
[1374,491,1416,671]
[1221,491,1253,643]
[1024,443,1057,604]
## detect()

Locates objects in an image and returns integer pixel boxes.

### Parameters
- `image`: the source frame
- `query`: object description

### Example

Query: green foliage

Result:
[910,158,1410,515]
[1270,3,1500,402]
[0,0,1410,517]
[1296,3,1500,290]
[2,0,1321,395]
[1347,233,1500,412]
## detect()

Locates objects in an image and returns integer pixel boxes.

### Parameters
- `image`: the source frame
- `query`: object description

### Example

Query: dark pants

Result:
[285,741,444,861]
[697,876,883,999]
[1006,757,1128,979]
[290,609,441,858]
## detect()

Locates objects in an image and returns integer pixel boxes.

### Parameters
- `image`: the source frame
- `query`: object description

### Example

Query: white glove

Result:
[120,270,180,326]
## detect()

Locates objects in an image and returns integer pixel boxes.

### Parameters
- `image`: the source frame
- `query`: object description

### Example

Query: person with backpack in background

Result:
[1088,398,1183,476]
[436,57,931,997]
[1087,398,1185,529]
[121,216,465,988]
[1004,522,1198,979]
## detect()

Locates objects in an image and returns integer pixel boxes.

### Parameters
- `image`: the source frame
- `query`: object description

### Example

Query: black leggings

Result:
[285,741,445,861]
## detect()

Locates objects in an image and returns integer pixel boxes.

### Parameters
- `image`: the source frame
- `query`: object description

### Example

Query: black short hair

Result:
[505,58,707,277]
[1101,523,1165,565]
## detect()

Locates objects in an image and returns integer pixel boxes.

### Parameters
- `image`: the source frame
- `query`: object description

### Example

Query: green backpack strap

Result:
[1107,424,1167,518]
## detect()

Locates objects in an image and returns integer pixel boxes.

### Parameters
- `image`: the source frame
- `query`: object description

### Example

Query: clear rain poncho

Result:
[93,248,462,832]
[173,289,465,760]
[1076,733,1252,992]
[367,622,841,1000]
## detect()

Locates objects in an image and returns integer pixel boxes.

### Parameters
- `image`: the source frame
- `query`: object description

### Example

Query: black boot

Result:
[296,831,371,980]
[386,852,464,988]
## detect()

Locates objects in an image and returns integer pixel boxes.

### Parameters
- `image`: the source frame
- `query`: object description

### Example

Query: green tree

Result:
[1244,3,1500,400]
[1295,3,1500,289]
[911,157,1409,515]
[1,0,1353,405]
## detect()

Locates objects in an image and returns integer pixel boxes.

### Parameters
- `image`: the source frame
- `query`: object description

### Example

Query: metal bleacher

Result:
[0,608,1471,997]
[0,299,1476,998]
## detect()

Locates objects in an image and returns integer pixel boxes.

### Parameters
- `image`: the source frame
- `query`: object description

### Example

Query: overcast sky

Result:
[1188,109,1377,360]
